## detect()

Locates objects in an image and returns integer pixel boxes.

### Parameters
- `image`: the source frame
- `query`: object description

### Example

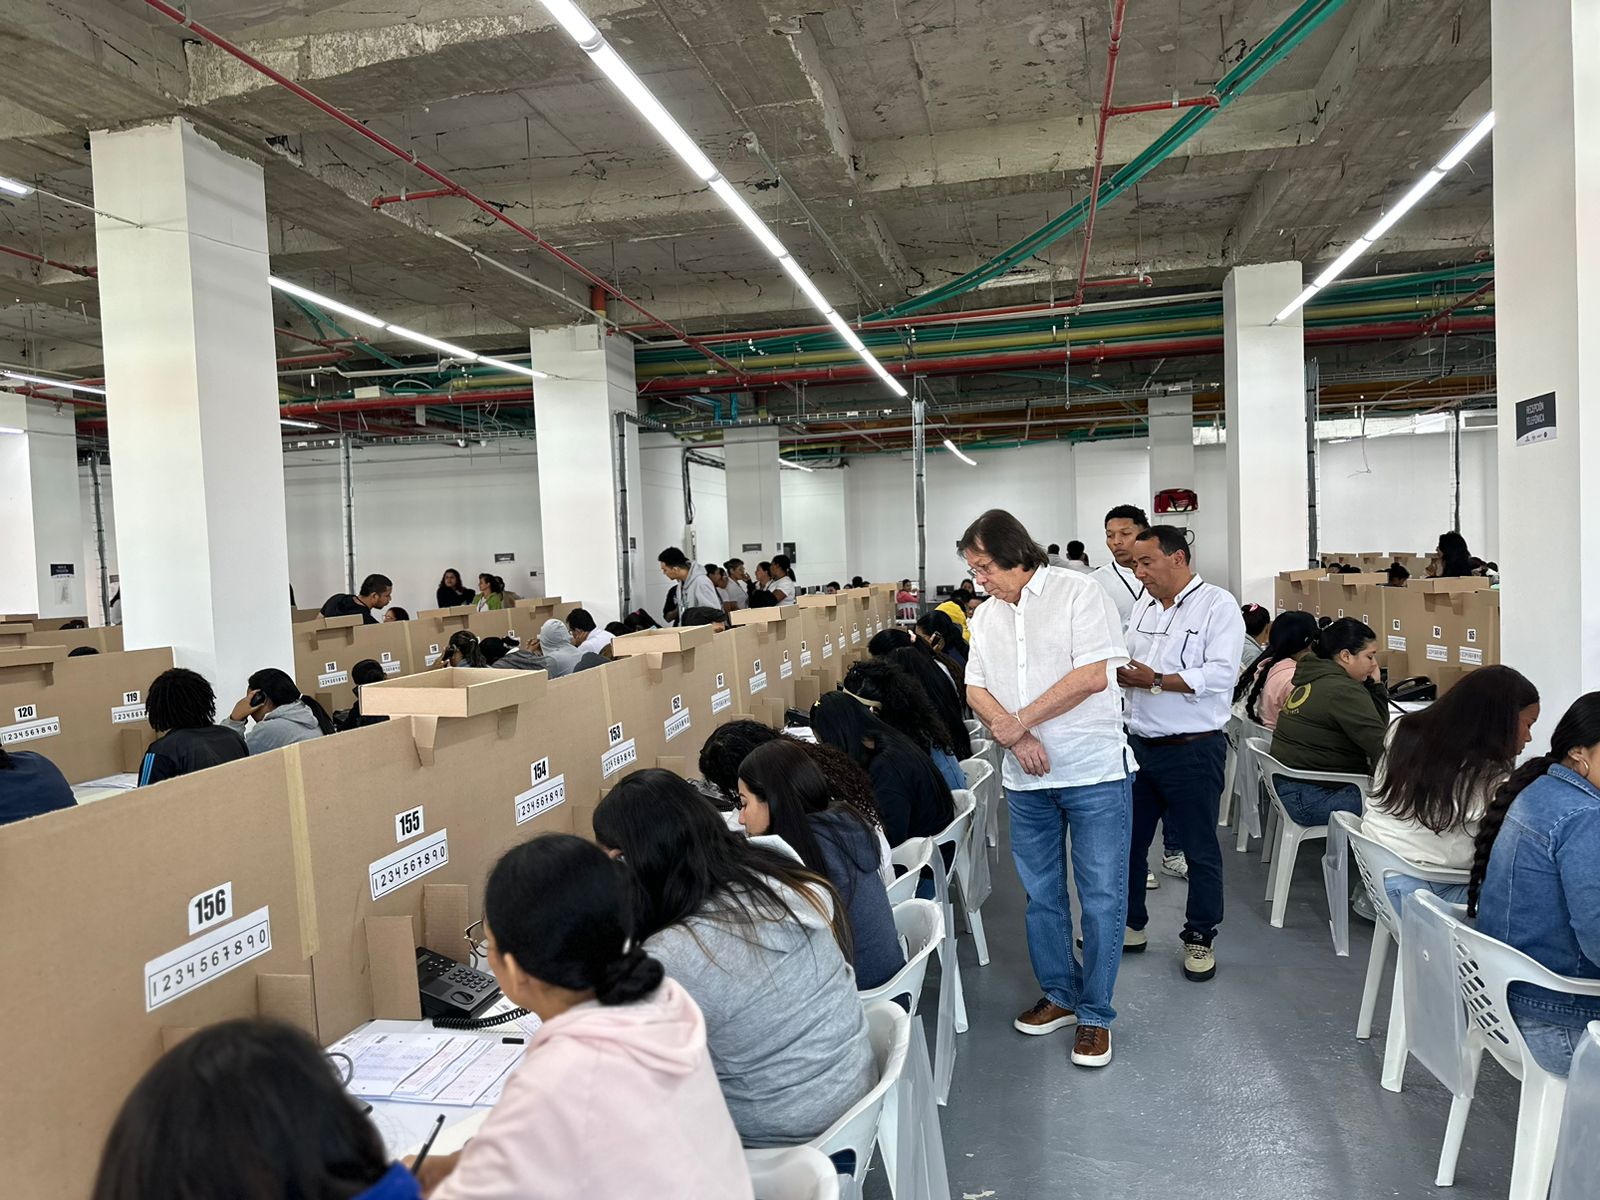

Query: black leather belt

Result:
[1132,730,1224,747]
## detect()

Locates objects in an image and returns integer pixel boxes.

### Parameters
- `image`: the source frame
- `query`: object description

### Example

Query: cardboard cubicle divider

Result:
[0,751,317,1200]
[0,645,173,782]
[22,624,123,654]
[729,606,804,724]
[28,615,88,632]
[300,667,577,1041]
[0,621,34,648]
[608,624,735,773]
[837,588,874,661]
[292,616,416,712]
[1381,579,1497,692]
[796,594,846,691]
[1273,570,1326,616]
[1315,574,1389,622]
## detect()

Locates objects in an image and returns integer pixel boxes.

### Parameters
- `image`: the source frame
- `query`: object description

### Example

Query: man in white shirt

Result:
[959,509,1133,1069]
[1118,525,1245,983]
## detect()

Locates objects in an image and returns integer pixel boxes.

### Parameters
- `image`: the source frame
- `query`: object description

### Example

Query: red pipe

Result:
[0,243,97,278]
[136,1,748,382]
[1104,96,1220,117]
[1072,0,1129,309]
[275,350,354,368]
[370,187,458,209]
[1419,280,1495,336]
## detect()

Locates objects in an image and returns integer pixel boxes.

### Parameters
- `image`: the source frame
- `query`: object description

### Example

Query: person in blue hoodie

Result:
[91,1018,421,1200]
[0,744,74,826]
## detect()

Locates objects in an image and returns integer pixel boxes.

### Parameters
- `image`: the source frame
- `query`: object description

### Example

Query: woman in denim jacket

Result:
[1470,692,1600,1075]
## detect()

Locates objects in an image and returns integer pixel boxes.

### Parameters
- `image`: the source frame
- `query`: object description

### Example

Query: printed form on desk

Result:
[330,1013,537,1107]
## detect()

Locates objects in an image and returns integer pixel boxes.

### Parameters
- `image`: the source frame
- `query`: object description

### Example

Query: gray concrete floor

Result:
[874,814,1519,1200]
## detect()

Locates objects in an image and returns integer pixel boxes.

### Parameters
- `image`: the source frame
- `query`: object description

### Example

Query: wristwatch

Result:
[1148,679,1163,696]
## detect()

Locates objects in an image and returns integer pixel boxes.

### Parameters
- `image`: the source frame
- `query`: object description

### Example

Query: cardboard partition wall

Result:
[23,624,124,654]
[1380,580,1499,682]
[593,653,668,788]
[292,618,416,713]
[1315,575,1389,623]
[729,605,804,717]
[0,622,33,648]
[0,645,173,782]
[543,666,614,840]
[1273,570,1326,616]
[404,610,476,670]
[28,615,89,632]
[724,623,785,727]
[608,624,730,767]
[0,752,316,1200]
[796,595,846,691]
[508,596,561,645]
[838,588,874,662]
[296,667,575,1042]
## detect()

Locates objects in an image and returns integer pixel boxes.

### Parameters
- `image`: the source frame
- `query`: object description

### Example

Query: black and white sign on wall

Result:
[1515,392,1557,446]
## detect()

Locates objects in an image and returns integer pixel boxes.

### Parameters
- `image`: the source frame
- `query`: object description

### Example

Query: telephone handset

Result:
[1388,676,1437,705]
[416,947,501,1021]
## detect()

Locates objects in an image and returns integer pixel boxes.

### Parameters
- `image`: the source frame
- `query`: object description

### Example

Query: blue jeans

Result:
[1007,777,1132,1029]
[1516,1016,1583,1077]
[932,747,966,792]
[1274,778,1362,828]
[1128,734,1227,944]
[1382,875,1470,917]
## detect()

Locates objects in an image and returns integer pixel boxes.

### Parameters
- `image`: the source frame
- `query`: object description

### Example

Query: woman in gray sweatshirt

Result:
[223,668,334,753]
[594,769,874,1148]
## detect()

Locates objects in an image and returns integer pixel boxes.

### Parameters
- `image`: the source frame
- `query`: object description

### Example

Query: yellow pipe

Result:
[633,292,1494,380]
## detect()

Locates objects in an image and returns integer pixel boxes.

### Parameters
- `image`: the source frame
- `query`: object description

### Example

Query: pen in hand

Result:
[411,1114,446,1176]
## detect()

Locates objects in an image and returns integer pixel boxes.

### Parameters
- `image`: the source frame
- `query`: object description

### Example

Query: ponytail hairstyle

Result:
[1313,616,1377,662]
[446,630,487,668]
[246,668,335,735]
[1241,603,1271,641]
[484,834,663,1006]
[1235,610,1317,721]
[1373,665,1539,834]
[1469,691,1600,916]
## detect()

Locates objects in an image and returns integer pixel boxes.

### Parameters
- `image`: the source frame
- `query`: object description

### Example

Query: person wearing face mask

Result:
[1266,617,1390,831]
[413,834,752,1199]
[1365,665,1540,914]
[1118,525,1245,983]
[1470,692,1600,1078]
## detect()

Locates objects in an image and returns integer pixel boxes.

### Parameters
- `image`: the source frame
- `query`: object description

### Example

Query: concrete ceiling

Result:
[0,0,1494,411]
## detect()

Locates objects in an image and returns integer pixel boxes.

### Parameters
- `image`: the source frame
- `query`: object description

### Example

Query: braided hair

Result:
[1234,610,1317,723]
[1468,692,1600,916]
[145,668,217,733]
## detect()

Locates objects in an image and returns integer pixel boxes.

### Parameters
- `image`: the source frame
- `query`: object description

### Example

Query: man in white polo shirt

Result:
[959,509,1133,1069]
[1118,525,1244,983]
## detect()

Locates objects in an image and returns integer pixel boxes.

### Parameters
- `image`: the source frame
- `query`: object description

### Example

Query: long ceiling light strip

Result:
[1275,111,1495,324]
[942,438,978,466]
[536,0,907,399]
[1,369,106,395]
[267,276,547,378]
[778,456,815,472]
[0,175,32,197]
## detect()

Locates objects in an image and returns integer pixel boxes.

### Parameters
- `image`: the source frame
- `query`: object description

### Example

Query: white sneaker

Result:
[1352,890,1378,922]
[1161,852,1189,880]
[1145,870,1159,890]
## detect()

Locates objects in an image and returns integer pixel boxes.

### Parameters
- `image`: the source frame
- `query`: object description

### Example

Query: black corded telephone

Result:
[415,947,500,1021]
[1388,677,1437,705]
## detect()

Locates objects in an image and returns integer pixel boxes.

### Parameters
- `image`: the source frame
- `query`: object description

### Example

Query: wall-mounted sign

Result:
[1515,392,1556,446]
[494,552,515,563]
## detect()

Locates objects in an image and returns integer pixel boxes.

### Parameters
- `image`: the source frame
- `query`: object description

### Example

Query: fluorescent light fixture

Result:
[383,326,480,362]
[779,457,815,472]
[589,44,717,181]
[0,369,106,395]
[1437,111,1496,171]
[943,438,977,466]
[1275,112,1493,324]
[478,356,549,379]
[0,175,32,197]
[268,276,387,328]
[0,425,23,434]
[538,0,905,398]
[709,177,786,258]
[539,0,601,44]
[279,418,321,429]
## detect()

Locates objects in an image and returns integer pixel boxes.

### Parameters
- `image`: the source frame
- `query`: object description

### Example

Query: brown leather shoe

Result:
[1071,1025,1113,1067]
[1013,997,1077,1036]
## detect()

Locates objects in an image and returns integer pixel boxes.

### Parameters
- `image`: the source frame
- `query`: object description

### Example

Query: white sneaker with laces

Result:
[1145,870,1159,890]
[1161,852,1189,880]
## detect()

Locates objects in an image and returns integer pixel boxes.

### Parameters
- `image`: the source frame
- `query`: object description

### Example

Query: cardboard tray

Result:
[360,666,547,718]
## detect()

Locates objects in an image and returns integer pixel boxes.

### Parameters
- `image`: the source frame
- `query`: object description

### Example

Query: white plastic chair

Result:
[859,899,943,1013]
[1421,892,1600,1199]
[1246,737,1369,930]
[886,837,933,907]
[747,1001,910,1194]
[960,756,998,851]
[1334,811,1469,1093]
[746,1147,840,1200]
[1232,718,1270,852]
[962,717,984,741]
[1218,715,1241,827]
[939,789,988,968]
[1551,1021,1600,1200]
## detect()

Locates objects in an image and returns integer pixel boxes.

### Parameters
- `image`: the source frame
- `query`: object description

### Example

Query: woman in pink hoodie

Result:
[418,835,752,1200]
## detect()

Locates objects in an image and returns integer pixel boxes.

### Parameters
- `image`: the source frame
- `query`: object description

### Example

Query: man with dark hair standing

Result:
[1091,505,1149,629]
[958,508,1133,1069]
[1118,525,1244,983]
[658,547,721,624]
[320,574,392,625]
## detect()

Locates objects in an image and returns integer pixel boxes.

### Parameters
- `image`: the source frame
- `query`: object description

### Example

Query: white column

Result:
[724,426,784,562]
[530,322,638,625]
[1225,262,1307,605]
[1148,387,1195,528]
[0,397,85,618]
[91,118,293,693]
[1492,0,1600,721]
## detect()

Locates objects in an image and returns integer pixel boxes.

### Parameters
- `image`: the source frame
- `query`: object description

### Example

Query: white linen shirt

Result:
[1123,575,1246,737]
[966,565,1132,791]
[1091,560,1145,630]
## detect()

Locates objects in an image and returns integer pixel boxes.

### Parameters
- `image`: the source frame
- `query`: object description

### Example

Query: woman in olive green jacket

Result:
[1268,618,1389,826]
